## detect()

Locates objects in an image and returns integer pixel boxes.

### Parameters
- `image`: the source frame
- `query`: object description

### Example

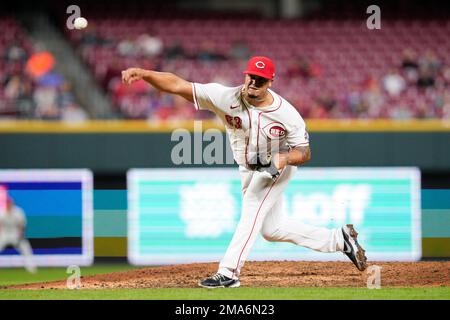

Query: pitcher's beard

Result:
[242,86,266,102]
[246,90,265,101]
[248,94,266,102]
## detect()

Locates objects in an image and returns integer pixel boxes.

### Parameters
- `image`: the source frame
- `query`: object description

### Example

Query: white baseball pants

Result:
[0,236,37,273]
[218,165,345,280]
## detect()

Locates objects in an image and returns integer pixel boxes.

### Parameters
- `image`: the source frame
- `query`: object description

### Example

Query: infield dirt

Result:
[8,261,449,290]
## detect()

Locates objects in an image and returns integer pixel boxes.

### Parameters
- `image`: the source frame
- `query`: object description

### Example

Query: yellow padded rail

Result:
[0,119,450,133]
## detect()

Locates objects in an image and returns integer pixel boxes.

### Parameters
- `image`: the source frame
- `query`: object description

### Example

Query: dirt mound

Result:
[10,261,450,290]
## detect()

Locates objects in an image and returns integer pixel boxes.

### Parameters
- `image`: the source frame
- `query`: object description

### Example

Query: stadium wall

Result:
[1,120,450,171]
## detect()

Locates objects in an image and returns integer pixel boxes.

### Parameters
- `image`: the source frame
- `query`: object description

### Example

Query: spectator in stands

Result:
[4,75,23,101]
[417,67,435,88]
[136,32,163,58]
[57,81,77,108]
[103,58,123,89]
[313,93,336,118]
[442,67,450,88]
[382,69,406,97]
[346,85,362,115]
[33,85,59,120]
[3,75,34,117]
[308,100,329,119]
[118,93,149,119]
[79,29,100,47]
[16,77,34,117]
[3,41,27,63]
[415,101,429,119]
[286,57,308,79]
[364,81,384,118]
[112,79,158,119]
[2,75,22,115]
[416,50,442,89]
[108,77,127,107]
[165,40,187,60]
[32,70,65,120]
[401,48,419,71]
[61,16,450,121]
[400,49,420,86]
[389,102,414,120]
[25,51,55,79]
[61,103,89,122]
[79,24,113,48]
[55,77,90,122]
[0,20,83,120]
[117,37,139,57]
[78,25,113,61]
[286,56,322,80]
[229,40,251,61]
[196,41,226,62]
[153,94,194,121]
[442,92,450,119]
[419,50,442,75]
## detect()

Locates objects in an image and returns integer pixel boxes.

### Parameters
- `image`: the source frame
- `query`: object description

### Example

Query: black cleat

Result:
[342,224,368,271]
[198,273,241,288]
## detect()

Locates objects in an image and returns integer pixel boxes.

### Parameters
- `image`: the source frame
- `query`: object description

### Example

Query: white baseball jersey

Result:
[0,206,26,241]
[0,206,36,273]
[192,83,309,166]
[191,82,344,281]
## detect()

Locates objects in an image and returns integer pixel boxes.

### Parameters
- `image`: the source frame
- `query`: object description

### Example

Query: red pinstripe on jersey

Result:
[240,91,252,168]
[256,97,283,154]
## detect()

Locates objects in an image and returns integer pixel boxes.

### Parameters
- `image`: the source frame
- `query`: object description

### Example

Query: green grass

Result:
[0,264,137,286]
[0,265,448,300]
[1,287,449,300]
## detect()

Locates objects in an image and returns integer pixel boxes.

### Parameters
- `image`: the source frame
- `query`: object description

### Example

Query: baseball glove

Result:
[247,153,280,180]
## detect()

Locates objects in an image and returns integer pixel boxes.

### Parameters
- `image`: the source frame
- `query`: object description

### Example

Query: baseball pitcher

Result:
[122,56,367,288]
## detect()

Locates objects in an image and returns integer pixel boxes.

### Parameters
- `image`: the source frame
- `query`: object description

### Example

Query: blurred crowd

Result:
[0,20,88,121]
[2,17,450,121]
[290,49,450,119]
[74,27,252,120]
[74,24,450,120]
[1,46,88,121]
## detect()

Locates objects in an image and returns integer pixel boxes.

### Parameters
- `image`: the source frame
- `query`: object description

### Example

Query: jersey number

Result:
[225,115,242,129]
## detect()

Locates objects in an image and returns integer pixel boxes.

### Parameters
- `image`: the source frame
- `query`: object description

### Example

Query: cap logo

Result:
[255,61,265,69]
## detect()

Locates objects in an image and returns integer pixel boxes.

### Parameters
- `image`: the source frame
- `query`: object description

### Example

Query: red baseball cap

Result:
[243,56,275,80]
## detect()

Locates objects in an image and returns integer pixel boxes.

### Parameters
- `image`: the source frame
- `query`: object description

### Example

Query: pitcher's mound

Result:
[11,261,450,290]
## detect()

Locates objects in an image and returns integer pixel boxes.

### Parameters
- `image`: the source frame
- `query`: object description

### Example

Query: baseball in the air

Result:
[74,17,88,30]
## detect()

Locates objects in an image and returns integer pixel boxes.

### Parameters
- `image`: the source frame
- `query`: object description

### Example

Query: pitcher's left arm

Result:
[273,145,311,170]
